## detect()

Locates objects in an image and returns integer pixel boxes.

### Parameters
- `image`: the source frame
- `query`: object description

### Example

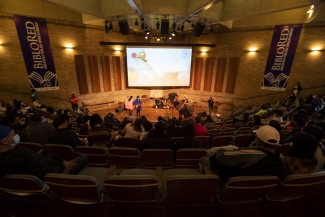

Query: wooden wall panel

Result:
[225,57,240,94]
[101,56,111,92]
[74,55,89,95]
[203,57,214,91]
[214,57,227,93]
[112,56,122,91]
[88,56,101,93]
[193,58,203,91]
[124,56,129,89]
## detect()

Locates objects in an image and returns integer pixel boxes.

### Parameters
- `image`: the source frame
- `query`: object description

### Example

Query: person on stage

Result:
[125,96,134,116]
[208,97,214,115]
[133,96,142,117]
[174,101,196,124]
[69,94,79,112]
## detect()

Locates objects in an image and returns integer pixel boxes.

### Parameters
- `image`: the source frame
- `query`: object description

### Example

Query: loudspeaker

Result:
[115,107,123,112]
[118,20,130,35]
[161,19,169,35]
[192,23,205,37]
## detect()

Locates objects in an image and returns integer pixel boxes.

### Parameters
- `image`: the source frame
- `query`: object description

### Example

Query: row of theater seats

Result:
[1,165,325,205]
[15,142,208,168]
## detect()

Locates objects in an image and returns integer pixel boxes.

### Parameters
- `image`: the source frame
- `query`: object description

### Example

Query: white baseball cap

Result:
[254,126,280,145]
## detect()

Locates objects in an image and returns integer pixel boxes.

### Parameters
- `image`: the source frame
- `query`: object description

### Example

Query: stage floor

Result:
[94,105,225,123]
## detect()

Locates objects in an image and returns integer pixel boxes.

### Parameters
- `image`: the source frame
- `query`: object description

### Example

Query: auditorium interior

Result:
[1,0,325,216]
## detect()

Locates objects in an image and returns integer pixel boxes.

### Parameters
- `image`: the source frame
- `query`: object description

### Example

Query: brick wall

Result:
[0,13,325,110]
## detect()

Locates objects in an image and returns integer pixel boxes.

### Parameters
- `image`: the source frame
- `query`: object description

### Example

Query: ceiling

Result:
[41,0,325,35]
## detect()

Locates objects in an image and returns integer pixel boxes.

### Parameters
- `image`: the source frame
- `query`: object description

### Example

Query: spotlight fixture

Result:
[156,20,160,30]
[210,25,214,34]
[104,21,109,33]
[169,36,172,39]
[141,18,145,30]
[172,21,176,31]
[108,22,113,31]
[146,31,151,35]
[171,31,176,36]
[157,38,161,41]
[135,19,138,26]
[145,35,148,39]
[180,23,184,31]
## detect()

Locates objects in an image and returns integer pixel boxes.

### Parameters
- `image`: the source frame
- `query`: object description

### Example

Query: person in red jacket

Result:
[194,116,208,136]
[69,94,79,112]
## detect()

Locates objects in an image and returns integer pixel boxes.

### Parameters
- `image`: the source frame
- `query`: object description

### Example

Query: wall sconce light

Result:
[311,47,322,52]
[65,44,74,51]
[248,48,257,52]
[201,50,207,53]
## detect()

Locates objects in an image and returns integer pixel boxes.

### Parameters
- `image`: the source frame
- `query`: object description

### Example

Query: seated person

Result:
[141,121,175,151]
[48,114,85,149]
[213,114,222,123]
[200,126,284,182]
[262,110,283,124]
[175,123,201,148]
[26,115,55,145]
[140,120,153,140]
[194,116,208,136]
[32,99,42,108]
[166,119,183,137]
[120,117,143,139]
[282,132,318,176]
[255,105,267,116]
[87,113,111,149]
[0,125,88,179]
[302,125,325,172]
[104,112,121,129]
[203,115,214,125]
[247,115,262,127]
[233,112,252,125]
[285,113,308,143]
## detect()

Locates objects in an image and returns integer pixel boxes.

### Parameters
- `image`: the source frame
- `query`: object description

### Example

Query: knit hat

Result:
[254,126,280,145]
[0,125,12,140]
[127,116,135,122]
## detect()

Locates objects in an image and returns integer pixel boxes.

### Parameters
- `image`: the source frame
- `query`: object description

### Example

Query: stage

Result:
[94,104,224,123]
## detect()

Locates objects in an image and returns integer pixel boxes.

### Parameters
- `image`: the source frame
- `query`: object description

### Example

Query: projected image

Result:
[126,46,192,87]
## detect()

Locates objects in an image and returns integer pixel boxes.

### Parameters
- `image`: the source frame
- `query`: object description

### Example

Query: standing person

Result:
[30,89,39,101]
[174,101,196,124]
[133,96,142,117]
[293,83,301,96]
[208,97,214,115]
[125,96,134,116]
[69,94,79,112]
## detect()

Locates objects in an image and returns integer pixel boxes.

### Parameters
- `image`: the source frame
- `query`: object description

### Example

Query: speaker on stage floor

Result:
[115,107,123,112]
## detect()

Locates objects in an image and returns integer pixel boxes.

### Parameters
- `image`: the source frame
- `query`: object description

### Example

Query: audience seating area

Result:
[1,93,325,210]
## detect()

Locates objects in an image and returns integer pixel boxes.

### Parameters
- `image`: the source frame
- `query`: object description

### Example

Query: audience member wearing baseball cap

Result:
[200,126,284,182]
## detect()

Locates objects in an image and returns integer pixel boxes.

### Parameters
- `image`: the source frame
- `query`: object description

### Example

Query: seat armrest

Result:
[156,166,163,193]
[203,166,213,174]
[62,164,74,174]
[106,166,117,177]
